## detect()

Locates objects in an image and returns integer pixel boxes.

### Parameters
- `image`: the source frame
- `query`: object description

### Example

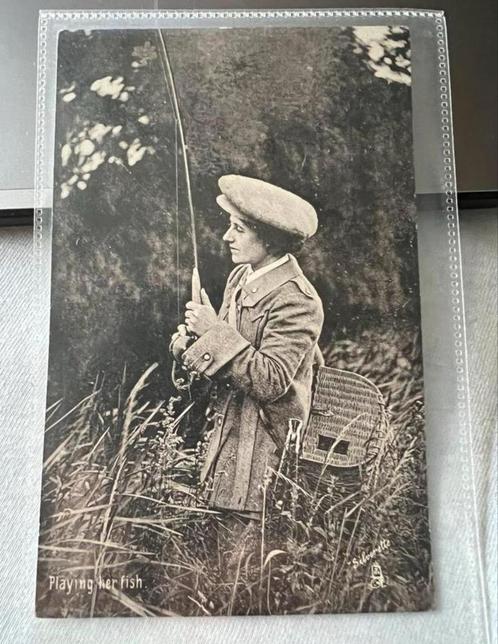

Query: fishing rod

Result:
[156,30,202,391]
[157,29,199,276]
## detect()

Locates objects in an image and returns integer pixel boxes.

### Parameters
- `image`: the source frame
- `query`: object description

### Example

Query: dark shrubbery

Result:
[50,27,417,407]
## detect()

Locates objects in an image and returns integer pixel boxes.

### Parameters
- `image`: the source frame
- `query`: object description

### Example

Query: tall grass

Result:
[36,330,432,617]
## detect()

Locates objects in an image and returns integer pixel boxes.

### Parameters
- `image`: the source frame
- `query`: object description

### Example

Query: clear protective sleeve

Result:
[25,8,491,643]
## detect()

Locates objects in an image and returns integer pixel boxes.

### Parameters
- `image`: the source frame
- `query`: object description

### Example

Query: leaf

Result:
[314,526,328,538]
[263,549,287,569]
[107,586,155,617]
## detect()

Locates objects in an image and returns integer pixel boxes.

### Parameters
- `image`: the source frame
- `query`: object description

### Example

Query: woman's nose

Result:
[222,228,232,242]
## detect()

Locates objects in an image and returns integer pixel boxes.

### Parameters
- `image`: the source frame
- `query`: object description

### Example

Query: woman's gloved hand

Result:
[185,289,218,336]
[169,323,193,362]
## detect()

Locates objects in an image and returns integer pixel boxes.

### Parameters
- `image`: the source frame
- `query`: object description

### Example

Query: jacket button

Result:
[203,353,211,361]
[251,287,257,293]
[225,382,231,389]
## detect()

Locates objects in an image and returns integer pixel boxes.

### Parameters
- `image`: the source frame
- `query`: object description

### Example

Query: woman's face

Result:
[222,214,270,268]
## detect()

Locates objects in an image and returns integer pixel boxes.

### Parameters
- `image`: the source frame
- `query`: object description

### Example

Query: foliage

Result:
[50,26,417,407]
[37,332,432,617]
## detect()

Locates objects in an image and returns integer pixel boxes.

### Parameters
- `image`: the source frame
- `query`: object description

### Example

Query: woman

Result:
[171,174,324,538]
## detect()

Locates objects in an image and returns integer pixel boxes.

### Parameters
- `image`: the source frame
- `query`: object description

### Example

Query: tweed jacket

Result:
[182,254,324,513]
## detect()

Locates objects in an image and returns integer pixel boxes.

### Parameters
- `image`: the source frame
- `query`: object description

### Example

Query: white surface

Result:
[460,210,498,641]
[0,188,52,210]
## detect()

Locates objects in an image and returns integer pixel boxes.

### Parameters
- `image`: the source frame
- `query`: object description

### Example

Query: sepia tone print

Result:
[36,25,432,617]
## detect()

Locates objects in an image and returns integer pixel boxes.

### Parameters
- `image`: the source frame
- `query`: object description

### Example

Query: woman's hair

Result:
[246,218,306,257]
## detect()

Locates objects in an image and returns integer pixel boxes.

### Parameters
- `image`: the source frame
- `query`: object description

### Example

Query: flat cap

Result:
[216,175,318,239]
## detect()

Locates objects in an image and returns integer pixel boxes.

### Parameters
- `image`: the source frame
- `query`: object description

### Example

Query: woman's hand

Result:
[169,324,190,361]
[185,289,218,336]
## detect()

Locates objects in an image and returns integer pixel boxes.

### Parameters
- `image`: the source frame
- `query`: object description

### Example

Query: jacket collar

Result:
[240,254,301,307]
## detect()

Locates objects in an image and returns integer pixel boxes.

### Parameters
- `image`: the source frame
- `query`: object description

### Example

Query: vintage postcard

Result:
[36,23,432,617]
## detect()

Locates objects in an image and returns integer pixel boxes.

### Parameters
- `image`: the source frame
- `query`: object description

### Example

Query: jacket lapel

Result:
[240,254,301,308]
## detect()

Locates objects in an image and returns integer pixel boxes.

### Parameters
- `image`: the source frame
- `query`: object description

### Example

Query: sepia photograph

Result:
[36,24,432,617]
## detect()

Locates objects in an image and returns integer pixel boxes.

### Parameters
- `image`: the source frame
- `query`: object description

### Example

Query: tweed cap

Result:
[216,175,318,239]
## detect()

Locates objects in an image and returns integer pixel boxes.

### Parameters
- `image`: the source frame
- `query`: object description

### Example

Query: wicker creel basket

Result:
[301,366,388,468]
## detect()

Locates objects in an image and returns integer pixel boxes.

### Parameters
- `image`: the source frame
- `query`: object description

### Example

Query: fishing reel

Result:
[170,324,199,391]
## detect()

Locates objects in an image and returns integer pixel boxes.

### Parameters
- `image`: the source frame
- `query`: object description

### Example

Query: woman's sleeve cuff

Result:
[181,322,250,377]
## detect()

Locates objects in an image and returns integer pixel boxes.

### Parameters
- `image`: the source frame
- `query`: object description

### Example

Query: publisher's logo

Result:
[369,562,387,589]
